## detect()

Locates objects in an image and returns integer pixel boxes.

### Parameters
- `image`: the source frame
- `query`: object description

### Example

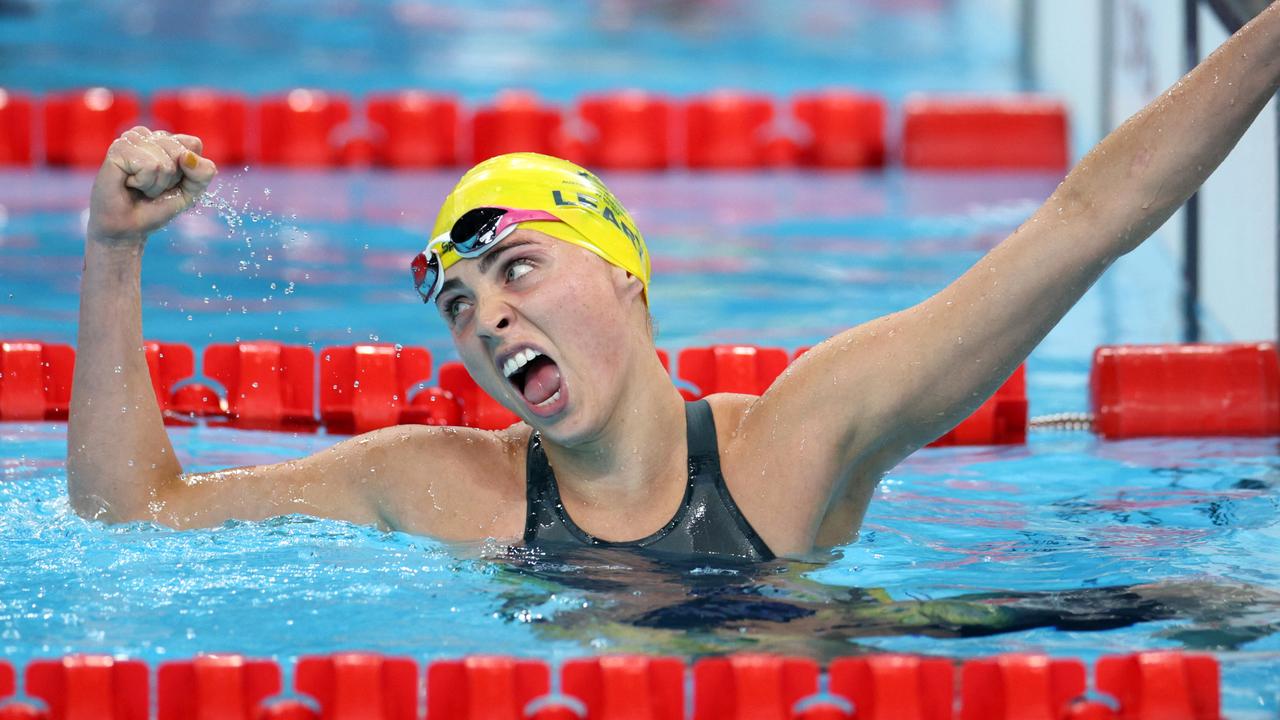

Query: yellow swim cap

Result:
[431,153,650,300]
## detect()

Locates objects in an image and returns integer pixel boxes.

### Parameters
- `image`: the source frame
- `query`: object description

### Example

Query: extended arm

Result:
[731,2,1280,554]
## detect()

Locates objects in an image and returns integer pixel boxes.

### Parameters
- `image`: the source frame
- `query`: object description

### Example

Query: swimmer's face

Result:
[435,229,644,442]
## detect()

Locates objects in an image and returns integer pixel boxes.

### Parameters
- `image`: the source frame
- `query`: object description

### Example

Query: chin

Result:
[526,401,599,447]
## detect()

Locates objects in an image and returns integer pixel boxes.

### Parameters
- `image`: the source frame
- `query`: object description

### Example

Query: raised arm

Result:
[68,127,217,522]
[65,128,522,540]
[729,3,1280,554]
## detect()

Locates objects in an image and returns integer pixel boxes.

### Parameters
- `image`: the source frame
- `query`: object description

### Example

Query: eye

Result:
[443,296,473,322]
[505,258,535,283]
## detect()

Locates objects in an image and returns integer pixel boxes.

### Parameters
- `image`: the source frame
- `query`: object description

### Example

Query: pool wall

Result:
[1030,0,1279,343]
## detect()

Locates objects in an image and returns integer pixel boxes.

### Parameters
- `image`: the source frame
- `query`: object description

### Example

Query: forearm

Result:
[1064,1,1280,260]
[67,236,182,522]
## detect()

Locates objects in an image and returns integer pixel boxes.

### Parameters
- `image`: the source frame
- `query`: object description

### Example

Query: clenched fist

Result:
[87,126,218,245]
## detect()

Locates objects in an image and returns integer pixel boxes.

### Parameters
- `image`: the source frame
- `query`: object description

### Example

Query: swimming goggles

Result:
[411,206,562,304]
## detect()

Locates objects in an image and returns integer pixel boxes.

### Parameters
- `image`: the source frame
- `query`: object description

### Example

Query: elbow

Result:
[68,491,127,524]
[66,477,166,526]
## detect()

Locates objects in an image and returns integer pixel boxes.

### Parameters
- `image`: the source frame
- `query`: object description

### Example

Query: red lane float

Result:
[693,654,818,720]
[684,92,777,169]
[1062,702,1118,720]
[561,656,684,720]
[0,341,74,421]
[203,341,317,430]
[903,96,1069,171]
[157,655,280,720]
[471,91,563,165]
[258,90,352,167]
[149,349,225,422]
[44,89,142,168]
[366,91,460,168]
[25,656,148,720]
[960,654,1086,720]
[427,656,550,720]
[142,341,200,424]
[677,345,790,397]
[149,90,250,165]
[1096,652,1220,720]
[575,91,673,170]
[829,655,952,720]
[0,652,1223,719]
[319,343,432,435]
[436,361,521,431]
[0,90,35,166]
[1091,341,1280,439]
[929,365,1027,447]
[9,86,1083,173]
[0,659,12,698]
[296,654,418,720]
[792,90,887,169]
[402,386,464,427]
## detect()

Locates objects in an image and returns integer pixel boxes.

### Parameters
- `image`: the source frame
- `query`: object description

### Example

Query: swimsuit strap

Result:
[682,399,775,561]
[523,431,556,545]
[684,396,723,470]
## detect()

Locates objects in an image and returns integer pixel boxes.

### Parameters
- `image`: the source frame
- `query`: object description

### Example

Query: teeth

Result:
[502,348,544,379]
[534,390,561,408]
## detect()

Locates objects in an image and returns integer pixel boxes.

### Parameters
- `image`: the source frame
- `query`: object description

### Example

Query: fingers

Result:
[177,150,218,206]
[109,127,209,200]
[171,133,204,155]
[95,126,218,238]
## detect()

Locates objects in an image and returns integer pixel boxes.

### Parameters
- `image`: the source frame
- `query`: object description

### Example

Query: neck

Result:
[540,347,687,507]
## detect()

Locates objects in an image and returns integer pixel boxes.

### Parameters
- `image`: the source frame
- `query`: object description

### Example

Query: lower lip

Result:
[522,378,569,419]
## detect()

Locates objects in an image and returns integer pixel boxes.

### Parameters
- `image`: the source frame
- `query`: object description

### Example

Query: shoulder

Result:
[355,422,533,543]
[703,392,844,557]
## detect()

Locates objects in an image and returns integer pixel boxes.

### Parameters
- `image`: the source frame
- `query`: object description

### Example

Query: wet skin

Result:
[67,5,1280,560]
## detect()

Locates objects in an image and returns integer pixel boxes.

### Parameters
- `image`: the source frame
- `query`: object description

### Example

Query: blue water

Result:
[0,0,1023,101]
[2,0,1279,716]
[3,165,1278,715]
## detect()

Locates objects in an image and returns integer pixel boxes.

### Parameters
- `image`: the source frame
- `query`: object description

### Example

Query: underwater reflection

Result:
[486,546,1280,659]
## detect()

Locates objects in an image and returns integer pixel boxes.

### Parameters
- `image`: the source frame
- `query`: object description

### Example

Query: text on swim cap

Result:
[550,190,646,264]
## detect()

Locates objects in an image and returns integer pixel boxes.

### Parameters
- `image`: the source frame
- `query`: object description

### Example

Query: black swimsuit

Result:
[522,400,775,561]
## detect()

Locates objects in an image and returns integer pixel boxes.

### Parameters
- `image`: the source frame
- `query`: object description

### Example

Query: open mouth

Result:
[502,348,567,416]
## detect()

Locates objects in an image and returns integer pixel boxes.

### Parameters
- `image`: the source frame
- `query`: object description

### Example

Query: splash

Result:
[182,173,314,337]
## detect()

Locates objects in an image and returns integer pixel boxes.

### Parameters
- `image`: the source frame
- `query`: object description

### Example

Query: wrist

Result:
[86,232,145,255]
[84,235,145,279]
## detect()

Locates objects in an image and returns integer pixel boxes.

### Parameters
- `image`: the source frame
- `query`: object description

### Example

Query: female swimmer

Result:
[67,4,1280,560]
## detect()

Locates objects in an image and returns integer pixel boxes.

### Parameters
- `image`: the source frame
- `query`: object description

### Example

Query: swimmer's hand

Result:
[87,126,218,245]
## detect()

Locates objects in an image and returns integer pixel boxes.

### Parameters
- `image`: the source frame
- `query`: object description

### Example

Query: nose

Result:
[474,293,514,339]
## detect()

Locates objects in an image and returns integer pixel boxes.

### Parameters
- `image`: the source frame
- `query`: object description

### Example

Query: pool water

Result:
[2,166,1279,716]
[2,0,1279,715]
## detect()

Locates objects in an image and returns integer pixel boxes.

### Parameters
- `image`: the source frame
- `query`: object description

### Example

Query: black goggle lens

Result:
[450,207,506,253]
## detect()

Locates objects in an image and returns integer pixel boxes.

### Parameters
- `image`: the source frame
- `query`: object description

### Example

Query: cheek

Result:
[453,334,494,383]
[540,277,629,360]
